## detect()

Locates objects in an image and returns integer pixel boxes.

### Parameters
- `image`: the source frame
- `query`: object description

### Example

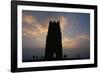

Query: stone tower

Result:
[44,21,62,60]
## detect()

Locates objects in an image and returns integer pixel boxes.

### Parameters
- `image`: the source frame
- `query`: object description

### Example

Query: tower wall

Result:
[44,21,62,60]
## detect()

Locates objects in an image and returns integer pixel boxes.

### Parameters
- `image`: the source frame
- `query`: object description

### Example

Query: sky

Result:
[22,10,90,61]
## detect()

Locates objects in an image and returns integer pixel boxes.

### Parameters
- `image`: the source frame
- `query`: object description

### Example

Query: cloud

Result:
[22,15,68,38]
[23,15,37,24]
[22,15,89,49]
[22,15,48,37]
[22,15,49,48]
[59,16,68,30]
[62,34,90,49]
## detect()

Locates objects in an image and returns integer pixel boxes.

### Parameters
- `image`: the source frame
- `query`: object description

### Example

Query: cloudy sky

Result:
[22,10,90,61]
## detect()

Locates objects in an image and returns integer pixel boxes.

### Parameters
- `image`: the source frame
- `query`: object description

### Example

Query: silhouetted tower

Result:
[44,21,62,60]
